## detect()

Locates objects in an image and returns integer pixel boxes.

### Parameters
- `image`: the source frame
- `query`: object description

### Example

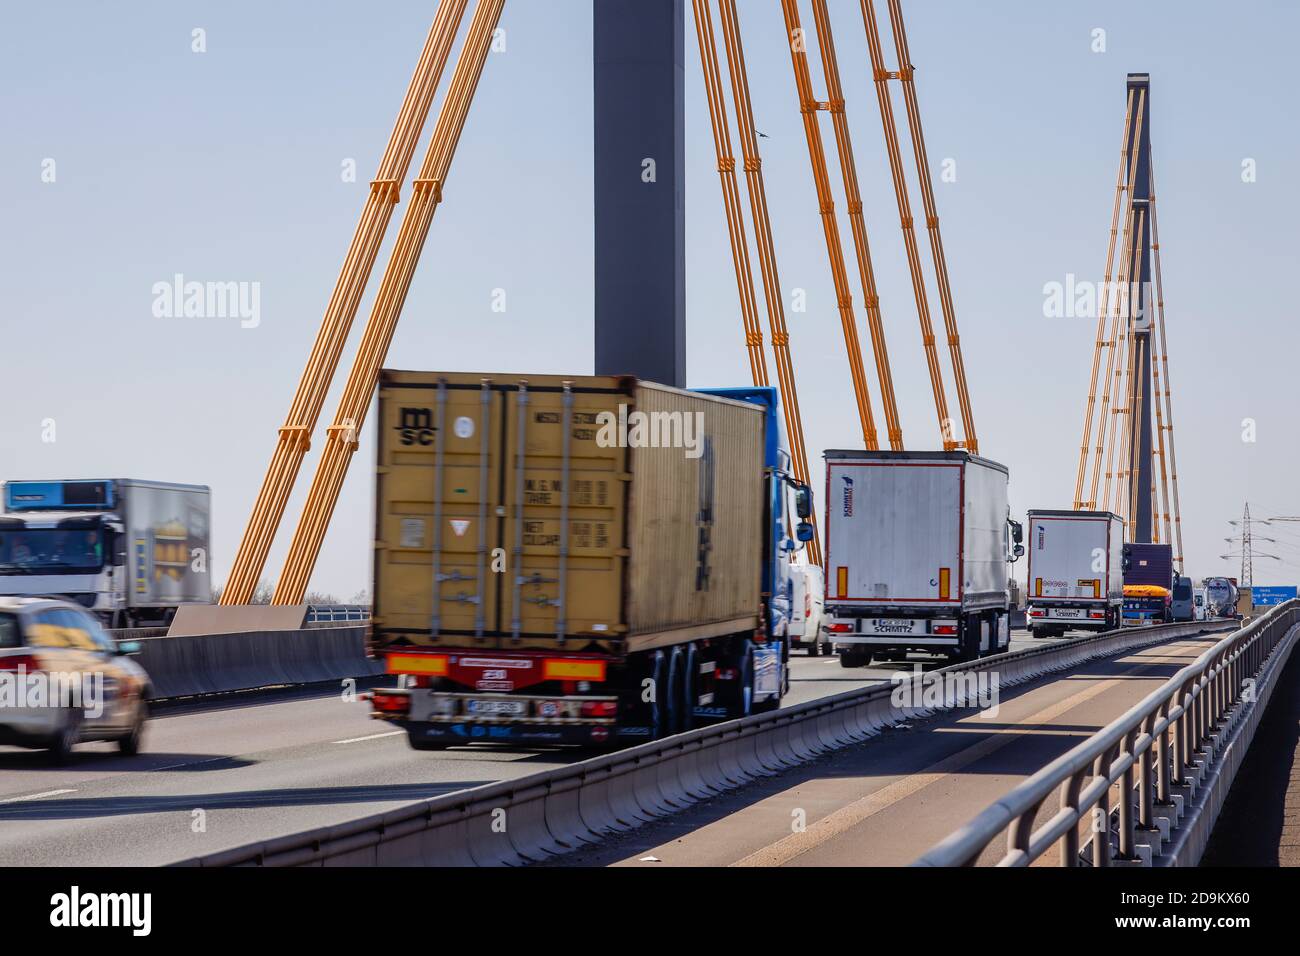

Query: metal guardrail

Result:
[173,618,1231,866]
[915,600,1299,867]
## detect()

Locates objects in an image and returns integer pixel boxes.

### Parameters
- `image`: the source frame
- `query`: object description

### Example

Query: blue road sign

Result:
[1250,585,1297,607]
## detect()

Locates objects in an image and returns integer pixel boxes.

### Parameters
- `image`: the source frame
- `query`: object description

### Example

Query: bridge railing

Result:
[916,599,1300,867]
[304,604,371,625]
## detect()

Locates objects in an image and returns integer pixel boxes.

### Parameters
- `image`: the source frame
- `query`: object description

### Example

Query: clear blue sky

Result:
[3,0,1298,597]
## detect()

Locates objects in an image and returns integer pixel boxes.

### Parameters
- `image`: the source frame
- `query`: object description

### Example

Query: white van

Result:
[789,564,831,656]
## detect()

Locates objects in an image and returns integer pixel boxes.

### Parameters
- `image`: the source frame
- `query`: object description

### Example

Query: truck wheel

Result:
[839,649,870,668]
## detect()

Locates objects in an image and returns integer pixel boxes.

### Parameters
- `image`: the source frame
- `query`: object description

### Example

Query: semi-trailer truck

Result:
[1121,542,1174,625]
[0,479,211,627]
[822,450,1023,667]
[1024,509,1124,637]
[367,371,815,748]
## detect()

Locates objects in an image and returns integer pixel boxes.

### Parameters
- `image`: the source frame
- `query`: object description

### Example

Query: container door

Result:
[501,383,627,646]
[377,380,504,642]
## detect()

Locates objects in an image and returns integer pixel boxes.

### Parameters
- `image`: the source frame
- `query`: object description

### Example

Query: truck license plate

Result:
[465,698,527,716]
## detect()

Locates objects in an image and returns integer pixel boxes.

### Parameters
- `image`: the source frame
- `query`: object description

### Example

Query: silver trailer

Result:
[1024,509,1124,636]
[823,450,1023,666]
[0,479,211,627]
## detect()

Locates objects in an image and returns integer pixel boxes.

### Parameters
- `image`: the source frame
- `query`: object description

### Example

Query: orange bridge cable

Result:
[691,0,770,389]
[1089,89,1145,510]
[780,0,879,450]
[220,0,469,605]
[1107,225,1136,518]
[1149,162,1184,569]
[806,0,903,450]
[881,0,976,453]
[272,0,507,604]
[1113,208,1143,532]
[691,0,769,394]
[1151,308,1173,548]
[1102,214,1139,520]
[1074,90,1135,508]
[858,0,951,449]
[715,0,822,565]
[1125,207,1148,537]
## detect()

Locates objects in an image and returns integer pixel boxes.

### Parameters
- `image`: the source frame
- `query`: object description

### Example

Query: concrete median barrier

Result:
[172,619,1234,867]
[135,625,383,702]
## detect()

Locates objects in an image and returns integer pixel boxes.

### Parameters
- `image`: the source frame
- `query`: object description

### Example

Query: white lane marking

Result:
[333,731,404,745]
[0,789,76,803]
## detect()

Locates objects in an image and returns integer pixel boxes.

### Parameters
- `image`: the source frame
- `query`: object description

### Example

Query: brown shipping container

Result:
[372,370,765,655]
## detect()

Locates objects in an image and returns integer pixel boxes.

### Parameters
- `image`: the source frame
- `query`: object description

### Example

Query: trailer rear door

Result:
[825,459,962,605]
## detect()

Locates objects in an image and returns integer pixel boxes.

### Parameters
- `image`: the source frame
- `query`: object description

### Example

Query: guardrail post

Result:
[1138,715,1156,829]
[1061,769,1085,866]
[1172,690,1189,785]
[1119,730,1136,858]
[1155,703,1171,804]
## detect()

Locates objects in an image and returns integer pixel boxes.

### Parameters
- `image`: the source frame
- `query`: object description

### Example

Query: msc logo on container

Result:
[396,407,435,446]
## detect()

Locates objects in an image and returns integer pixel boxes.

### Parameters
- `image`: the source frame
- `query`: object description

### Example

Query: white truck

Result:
[0,479,211,628]
[789,563,830,656]
[1023,510,1124,637]
[823,450,1023,667]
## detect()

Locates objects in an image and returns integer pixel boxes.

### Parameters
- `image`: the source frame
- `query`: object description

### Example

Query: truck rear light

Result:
[0,654,41,672]
[828,623,853,633]
[370,691,410,715]
[932,624,958,635]
[1089,611,1105,619]
[1029,610,1045,618]
[579,700,618,718]
[386,653,448,677]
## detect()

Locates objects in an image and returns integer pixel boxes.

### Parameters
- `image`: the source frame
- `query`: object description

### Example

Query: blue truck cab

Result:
[693,386,816,704]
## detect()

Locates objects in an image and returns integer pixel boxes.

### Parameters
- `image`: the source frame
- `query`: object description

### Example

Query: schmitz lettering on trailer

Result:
[396,407,435,445]
[872,619,915,633]
[841,475,854,517]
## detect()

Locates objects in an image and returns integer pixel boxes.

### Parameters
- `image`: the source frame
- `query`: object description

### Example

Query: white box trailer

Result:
[1025,509,1124,636]
[823,450,1023,666]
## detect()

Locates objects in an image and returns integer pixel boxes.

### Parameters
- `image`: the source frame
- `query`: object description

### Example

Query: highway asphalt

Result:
[0,629,1071,865]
